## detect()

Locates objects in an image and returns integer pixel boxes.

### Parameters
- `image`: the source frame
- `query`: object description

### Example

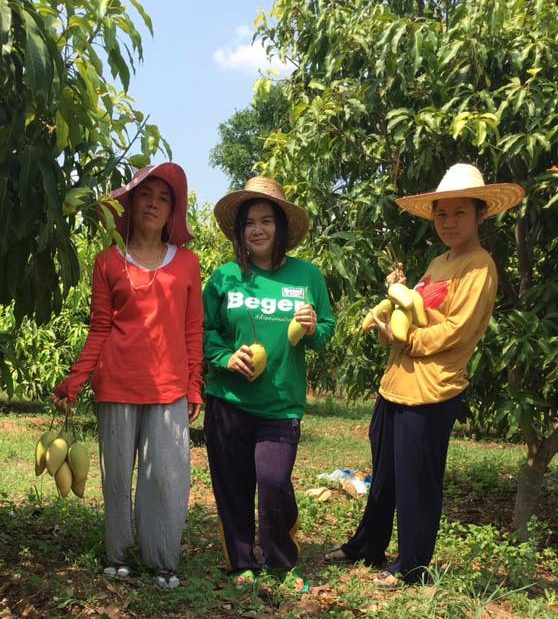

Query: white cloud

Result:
[235,25,251,40]
[214,33,294,76]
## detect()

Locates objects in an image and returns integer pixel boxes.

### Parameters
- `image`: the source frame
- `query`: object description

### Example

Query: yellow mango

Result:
[287,318,306,346]
[372,298,394,321]
[72,477,86,499]
[390,308,412,343]
[248,343,267,381]
[46,438,68,476]
[409,289,428,327]
[68,441,90,483]
[387,282,413,310]
[361,311,375,333]
[34,430,57,476]
[55,461,73,498]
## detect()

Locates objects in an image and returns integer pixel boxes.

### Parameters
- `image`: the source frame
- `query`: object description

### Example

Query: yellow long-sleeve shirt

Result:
[379,247,497,406]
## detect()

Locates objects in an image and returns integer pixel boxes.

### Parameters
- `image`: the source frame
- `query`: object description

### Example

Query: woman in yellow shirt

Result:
[325,164,524,589]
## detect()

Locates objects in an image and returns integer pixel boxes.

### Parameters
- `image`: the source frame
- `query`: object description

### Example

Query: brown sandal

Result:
[372,570,400,590]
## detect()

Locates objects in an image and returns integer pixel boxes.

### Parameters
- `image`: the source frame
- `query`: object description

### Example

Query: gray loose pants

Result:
[97,399,190,572]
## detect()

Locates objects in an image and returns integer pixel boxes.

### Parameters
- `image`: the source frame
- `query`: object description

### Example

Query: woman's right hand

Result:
[227,345,255,381]
[386,261,407,286]
[52,394,71,413]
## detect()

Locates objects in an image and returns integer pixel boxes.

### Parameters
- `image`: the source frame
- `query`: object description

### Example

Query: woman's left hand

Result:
[372,310,394,343]
[294,303,317,336]
[188,403,202,423]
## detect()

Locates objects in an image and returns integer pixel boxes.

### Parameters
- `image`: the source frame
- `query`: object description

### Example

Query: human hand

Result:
[227,345,255,380]
[294,303,317,336]
[386,261,407,286]
[52,394,71,413]
[372,310,394,344]
[188,403,202,423]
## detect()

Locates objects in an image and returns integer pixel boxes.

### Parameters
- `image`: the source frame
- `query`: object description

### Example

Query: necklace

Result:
[124,243,168,291]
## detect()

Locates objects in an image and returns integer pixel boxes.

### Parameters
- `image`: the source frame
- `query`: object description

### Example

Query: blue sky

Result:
[126,1,288,205]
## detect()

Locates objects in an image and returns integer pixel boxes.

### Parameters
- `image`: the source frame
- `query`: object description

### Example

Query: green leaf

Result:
[128,153,150,168]
[63,187,95,215]
[55,110,69,152]
[129,0,153,36]
[0,0,12,53]
[22,9,53,96]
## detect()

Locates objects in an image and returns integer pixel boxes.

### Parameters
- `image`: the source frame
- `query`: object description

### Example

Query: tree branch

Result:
[515,215,532,297]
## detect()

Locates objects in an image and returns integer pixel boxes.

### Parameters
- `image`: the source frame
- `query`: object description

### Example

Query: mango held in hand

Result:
[387,283,413,310]
[68,441,89,483]
[249,343,267,382]
[46,437,69,476]
[55,461,73,498]
[365,283,427,344]
[362,299,393,333]
[72,477,86,499]
[390,308,412,343]
[409,289,427,327]
[287,318,306,346]
[34,430,58,476]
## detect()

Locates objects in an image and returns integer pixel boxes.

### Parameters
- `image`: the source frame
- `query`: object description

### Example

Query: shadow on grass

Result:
[304,398,373,421]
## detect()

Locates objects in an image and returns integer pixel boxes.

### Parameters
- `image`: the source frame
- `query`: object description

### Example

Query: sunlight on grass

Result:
[0,407,556,618]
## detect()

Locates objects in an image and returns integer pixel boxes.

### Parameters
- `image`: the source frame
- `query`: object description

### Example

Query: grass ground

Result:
[0,399,557,618]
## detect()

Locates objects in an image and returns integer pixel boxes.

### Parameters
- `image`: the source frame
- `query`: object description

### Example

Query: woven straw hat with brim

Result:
[213,177,309,251]
[395,163,525,220]
[110,162,194,245]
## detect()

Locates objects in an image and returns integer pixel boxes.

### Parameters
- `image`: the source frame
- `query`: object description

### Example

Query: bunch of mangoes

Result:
[362,282,427,343]
[34,429,90,498]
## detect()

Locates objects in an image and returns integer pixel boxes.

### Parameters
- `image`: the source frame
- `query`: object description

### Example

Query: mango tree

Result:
[0,0,168,392]
[254,0,558,539]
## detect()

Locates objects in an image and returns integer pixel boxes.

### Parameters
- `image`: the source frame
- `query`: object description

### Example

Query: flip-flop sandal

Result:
[282,568,310,595]
[372,570,400,591]
[103,565,131,578]
[323,546,353,564]
[232,569,256,588]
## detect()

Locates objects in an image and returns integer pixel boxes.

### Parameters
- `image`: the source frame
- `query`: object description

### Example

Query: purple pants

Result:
[204,395,301,571]
[342,393,461,583]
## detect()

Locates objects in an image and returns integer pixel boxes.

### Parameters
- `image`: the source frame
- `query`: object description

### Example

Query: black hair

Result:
[432,197,487,216]
[233,198,288,274]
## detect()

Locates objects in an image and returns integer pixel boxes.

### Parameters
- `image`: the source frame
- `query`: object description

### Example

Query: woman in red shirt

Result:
[53,163,203,589]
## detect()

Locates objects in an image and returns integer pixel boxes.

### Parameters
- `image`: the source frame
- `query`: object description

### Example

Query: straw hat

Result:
[213,177,309,250]
[110,162,194,245]
[395,163,525,220]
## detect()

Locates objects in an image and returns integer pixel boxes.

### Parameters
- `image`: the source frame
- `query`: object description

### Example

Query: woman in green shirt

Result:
[203,177,335,590]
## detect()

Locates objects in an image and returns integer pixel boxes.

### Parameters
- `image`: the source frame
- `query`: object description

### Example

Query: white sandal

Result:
[155,571,180,589]
[103,565,131,578]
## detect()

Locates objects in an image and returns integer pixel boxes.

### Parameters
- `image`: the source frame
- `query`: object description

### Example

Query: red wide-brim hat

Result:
[110,162,194,245]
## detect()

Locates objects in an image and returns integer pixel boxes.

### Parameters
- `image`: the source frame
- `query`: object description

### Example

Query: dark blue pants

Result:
[204,395,301,572]
[342,393,461,583]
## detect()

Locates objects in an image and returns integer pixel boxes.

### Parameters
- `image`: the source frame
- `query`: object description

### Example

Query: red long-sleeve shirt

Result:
[55,245,204,405]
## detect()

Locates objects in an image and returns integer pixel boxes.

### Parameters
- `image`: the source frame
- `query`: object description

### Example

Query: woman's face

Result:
[130,177,173,238]
[243,201,276,261]
[433,197,485,254]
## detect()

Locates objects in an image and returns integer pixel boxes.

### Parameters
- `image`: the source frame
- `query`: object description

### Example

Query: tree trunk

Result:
[512,421,558,541]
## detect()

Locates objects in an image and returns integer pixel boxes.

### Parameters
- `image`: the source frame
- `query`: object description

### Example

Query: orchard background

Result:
[0,0,557,617]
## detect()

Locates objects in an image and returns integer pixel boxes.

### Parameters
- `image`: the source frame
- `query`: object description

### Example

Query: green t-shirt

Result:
[203,257,335,419]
